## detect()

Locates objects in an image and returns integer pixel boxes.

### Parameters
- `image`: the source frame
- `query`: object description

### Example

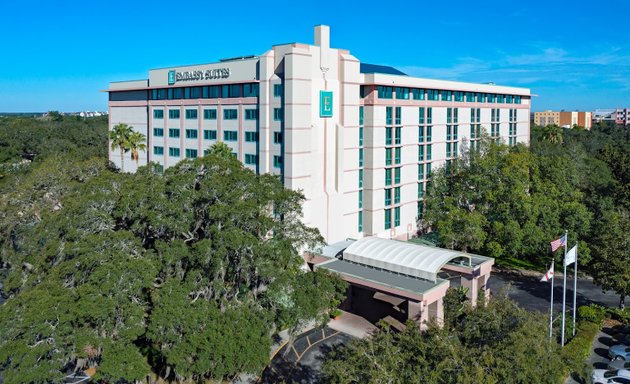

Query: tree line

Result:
[0,116,345,383]
[421,123,630,307]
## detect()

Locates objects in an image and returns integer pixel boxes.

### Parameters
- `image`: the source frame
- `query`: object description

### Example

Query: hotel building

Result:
[106,25,531,245]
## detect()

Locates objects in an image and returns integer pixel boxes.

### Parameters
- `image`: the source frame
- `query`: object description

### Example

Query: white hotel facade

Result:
[107,25,531,245]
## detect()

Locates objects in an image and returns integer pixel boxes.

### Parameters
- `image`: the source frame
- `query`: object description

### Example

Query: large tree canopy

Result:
[0,139,345,383]
[323,291,566,384]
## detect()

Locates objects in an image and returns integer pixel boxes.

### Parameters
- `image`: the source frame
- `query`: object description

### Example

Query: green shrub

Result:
[577,305,606,324]
[563,321,600,383]
[608,308,630,324]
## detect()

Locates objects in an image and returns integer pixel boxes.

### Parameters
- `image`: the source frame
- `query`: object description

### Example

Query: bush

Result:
[577,305,606,324]
[608,308,630,324]
[563,321,600,383]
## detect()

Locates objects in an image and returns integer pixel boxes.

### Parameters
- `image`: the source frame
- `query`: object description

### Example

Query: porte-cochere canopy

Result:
[342,237,471,282]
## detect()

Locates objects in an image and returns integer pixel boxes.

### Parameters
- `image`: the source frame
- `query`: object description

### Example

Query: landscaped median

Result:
[562,305,630,383]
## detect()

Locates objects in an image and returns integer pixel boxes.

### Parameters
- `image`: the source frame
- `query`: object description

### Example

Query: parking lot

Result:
[566,323,630,384]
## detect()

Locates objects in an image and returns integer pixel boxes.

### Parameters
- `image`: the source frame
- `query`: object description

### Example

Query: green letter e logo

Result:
[168,70,175,85]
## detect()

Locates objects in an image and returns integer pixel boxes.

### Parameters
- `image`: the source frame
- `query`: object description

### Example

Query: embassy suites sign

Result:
[168,68,231,85]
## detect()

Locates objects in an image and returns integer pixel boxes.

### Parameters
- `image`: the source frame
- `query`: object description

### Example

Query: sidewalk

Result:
[328,310,377,338]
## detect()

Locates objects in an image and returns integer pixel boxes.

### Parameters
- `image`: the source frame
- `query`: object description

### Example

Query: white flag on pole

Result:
[541,263,554,282]
[564,245,577,266]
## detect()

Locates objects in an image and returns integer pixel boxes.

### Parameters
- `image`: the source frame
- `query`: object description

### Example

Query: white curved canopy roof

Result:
[343,237,471,282]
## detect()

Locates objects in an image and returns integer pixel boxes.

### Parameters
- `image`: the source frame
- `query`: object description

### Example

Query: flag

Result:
[565,245,577,266]
[541,263,554,282]
[550,234,567,252]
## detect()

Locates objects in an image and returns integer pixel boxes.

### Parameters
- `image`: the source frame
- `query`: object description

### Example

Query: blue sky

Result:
[1,0,629,112]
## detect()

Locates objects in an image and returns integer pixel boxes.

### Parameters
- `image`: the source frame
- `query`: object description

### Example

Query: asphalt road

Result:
[487,270,621,313]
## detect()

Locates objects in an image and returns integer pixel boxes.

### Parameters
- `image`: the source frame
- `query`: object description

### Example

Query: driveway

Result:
[487,270,620,313]
[261,327,352,384]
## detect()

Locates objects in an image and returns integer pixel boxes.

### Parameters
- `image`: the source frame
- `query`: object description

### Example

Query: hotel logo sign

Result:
[320,91,333,118]
[168,68,231,85]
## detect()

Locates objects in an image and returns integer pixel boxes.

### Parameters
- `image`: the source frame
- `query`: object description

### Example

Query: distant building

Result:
[534,110,559,126]
[592,108,629,125]
[534,110,591,129]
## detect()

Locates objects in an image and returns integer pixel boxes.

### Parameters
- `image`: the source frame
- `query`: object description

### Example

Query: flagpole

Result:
[572,243,578,337]
[561,229,568,346]
[549,259,554,340]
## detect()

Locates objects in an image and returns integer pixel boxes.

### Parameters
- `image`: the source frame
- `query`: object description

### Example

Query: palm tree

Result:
[542,125,563,144]
[109,123,133,172]
[129,131,147,166]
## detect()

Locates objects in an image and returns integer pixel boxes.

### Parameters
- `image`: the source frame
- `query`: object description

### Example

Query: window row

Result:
[377,86,523,104]
[154,108,252,121]
[150,83,259,100]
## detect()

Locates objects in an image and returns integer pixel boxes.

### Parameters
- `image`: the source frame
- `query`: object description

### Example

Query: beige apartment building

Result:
[534,110,592,129]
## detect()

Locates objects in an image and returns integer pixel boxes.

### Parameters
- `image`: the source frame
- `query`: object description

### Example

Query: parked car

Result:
[610,345,630,361]
[591,369,630,384]
[613,334,630,346]
[608,360,630,371]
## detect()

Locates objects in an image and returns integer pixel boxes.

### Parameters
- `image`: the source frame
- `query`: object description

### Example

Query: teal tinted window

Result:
[273,108,283,121]
[441,90,452,101]
[273,132,283,144]
[153,146,164,155]
[223,109,238,120]
[168,109,180,119]
[394,167,401,184]
[223,131,238,141]
[245,131,258,142]
[203,130,217,140]
[245,154,258,165]
[427,144,432,160]
[386,107,393,125]
[385,168,392,186]
[185,109,197,119]
[358,211,363,232]
[426,108,432,124]
[395,107,401,125]
[185,149,198,158]
[395,87,409,100]
[454,91,464,102]
[385,188,392,206]
[378,86,393,99]
[168,147,180,157]
[466,92,475,102]
[185,129,198,139]
[245,109,258,120]
[359,106,364,126]
[412,88,425,100]
[243,83,259,97]
[359,127,363,146]
[359,169,363,187]
[168,128,180,138]
[358,190,363,209]
[359,148,364,167]
[153,127,164,137]
[384,209,391,229]
[153,109,164,119]
[386,127,393,145]
[274,84,283,97]
[394,207,400,226]
[394,187,400,204]
[273,155,282,168]
[427,89,439,101]
[203,109,217,120]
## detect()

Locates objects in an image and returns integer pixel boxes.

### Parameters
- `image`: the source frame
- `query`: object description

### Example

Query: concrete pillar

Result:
[408,300,428,329]
[435,298,444,326]
[461,275,478,307]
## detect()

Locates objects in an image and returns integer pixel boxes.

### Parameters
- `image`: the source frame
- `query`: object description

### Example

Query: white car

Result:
[591,369,630,384]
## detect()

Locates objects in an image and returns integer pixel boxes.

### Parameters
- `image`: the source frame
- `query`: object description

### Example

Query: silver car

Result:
[591,369,630,384]
[608,360,630,371]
